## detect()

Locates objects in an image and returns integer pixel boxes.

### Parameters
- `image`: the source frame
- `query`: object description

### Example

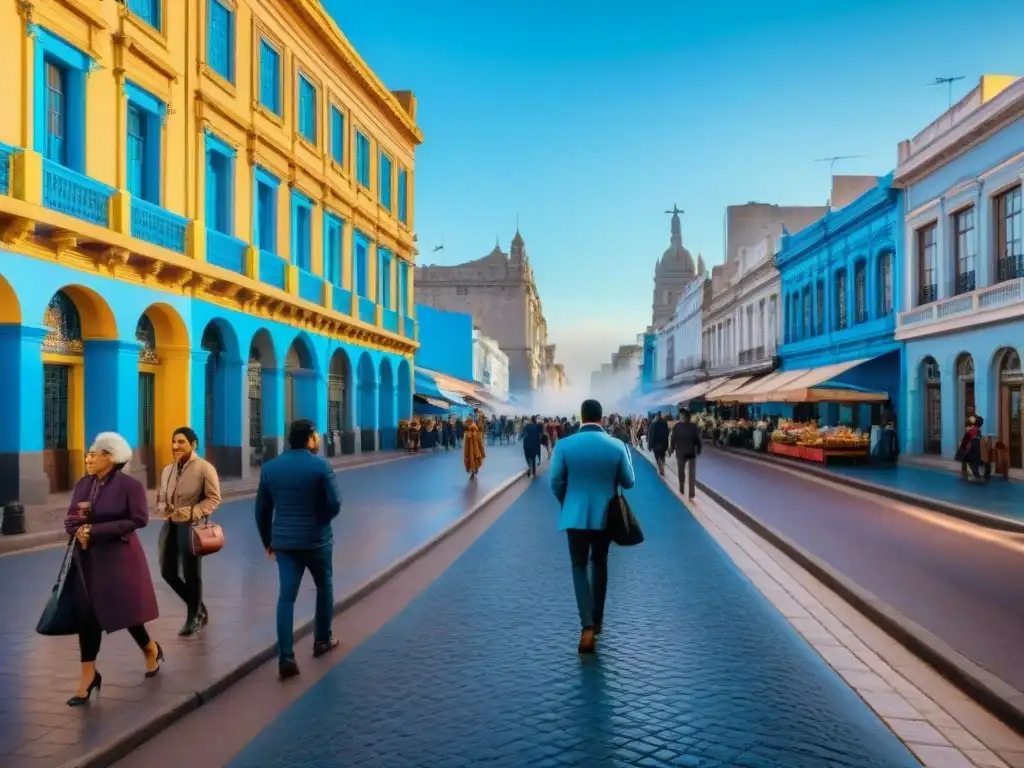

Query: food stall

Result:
[769,420,869,463]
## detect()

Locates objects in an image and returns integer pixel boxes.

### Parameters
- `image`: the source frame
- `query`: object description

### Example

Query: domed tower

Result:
[652,207,697,329]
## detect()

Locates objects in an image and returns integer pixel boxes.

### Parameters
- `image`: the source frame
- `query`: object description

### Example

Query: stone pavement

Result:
[0,445,528,767]
[228,450,919,768]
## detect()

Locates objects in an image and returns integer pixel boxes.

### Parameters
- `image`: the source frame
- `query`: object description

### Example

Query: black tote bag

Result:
[36,539,84,636]
[605,491,644,547]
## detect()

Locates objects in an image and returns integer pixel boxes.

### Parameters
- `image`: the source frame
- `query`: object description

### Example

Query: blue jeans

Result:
[275,547,334,663]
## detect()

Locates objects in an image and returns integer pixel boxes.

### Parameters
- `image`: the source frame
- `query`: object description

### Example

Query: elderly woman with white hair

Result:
[62,432,163,706]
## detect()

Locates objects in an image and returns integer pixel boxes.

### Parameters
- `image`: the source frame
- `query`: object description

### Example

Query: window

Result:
[398,259,408,315]
[34,28,91,173]
[330,106,344,165]
[917,223,937,304]
[802,288,811,339]
[324,212,343,285]
[397,167,408,224]
[207,0,234,83]
[355,130,370,188]
[854,262,867,323]
[835,270,848,330]
[815,281,824,335]
[258,39,281,115]
[996,186,1022,282]
[953,207,976,294]
[254,166,279,253]
[291,191,312,270]
[379,149,393,212]
[124,82,165,204]
[205,131,235,235]
[378,248,393,307]
[298,74,317,144]
[879,253,893,315]
[354,231,369,297]
[124,0,161,32]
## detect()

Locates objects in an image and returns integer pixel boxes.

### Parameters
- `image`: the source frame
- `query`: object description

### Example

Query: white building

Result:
[655,275,710,385]
[702,231,782,379]
[473,329,510,402]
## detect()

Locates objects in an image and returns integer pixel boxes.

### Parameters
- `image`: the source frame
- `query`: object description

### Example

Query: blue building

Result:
[765,174,904,430]
[894,76,1024,465]
[413,304,478,416]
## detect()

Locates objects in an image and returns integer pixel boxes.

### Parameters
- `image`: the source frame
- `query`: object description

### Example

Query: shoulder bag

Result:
[604,488,644,547]
[36,538,85,636]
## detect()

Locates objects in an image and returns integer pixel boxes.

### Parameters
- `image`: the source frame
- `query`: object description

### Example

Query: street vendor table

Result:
[769,442,868,464]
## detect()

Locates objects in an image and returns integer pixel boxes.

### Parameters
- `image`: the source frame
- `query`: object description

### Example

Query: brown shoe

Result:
[278,659,300,679]
[578,628,596,654]
[313,637,340,658]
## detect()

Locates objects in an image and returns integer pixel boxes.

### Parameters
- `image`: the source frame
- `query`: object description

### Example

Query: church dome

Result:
[656,209,695,276]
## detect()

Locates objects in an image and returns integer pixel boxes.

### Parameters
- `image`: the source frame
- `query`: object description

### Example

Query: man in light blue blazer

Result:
[549,398,636,654]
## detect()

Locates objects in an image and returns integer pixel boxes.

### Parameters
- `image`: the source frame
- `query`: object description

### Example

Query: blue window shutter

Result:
[355,132,370,187]
[330,107,343,163]
[259,40,280,113]
[206,153,218,229]
[126,104,145,197]
[128,0,161,31]
[299,76,316,143]
[208,0,233,82]
[355,237,367,296]
[397,168,408,223]
[43,60,66,165]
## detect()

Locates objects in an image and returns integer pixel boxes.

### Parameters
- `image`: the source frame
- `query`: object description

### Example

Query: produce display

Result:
[769,420,869,450]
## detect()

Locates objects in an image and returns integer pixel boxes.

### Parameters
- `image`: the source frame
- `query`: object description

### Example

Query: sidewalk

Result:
[0,452,410,555]
[0,447,527,768]
[722,446,1024,528]
[227,451,919,768]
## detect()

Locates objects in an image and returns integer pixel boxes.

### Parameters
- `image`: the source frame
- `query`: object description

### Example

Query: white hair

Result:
[90,432,133,466]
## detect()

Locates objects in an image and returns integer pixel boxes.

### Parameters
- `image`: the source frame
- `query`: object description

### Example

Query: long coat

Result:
[522,422,542,460]
[65,472,159,633]
[463,422,486,473]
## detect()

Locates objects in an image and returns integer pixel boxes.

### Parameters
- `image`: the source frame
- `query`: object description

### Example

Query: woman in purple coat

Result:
[63,432,164,706]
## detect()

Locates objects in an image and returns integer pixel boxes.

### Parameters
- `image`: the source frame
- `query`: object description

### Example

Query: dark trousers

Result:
[677,455,696,498]
[276,546,334,662]
[160,521,203,618]
[526,452,538,475]
[566,529,611,629]
[652,447,667,473]
[78,609,150,663]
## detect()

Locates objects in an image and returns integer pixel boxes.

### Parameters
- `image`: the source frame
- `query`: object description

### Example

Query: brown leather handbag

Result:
[190,515,225,557]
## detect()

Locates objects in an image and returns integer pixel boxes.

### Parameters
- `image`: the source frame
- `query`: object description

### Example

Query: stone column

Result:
[83,339,147,486]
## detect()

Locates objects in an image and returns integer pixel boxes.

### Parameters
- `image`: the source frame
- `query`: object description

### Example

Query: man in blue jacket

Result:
[549,399,635,654]
[255,419,342,679]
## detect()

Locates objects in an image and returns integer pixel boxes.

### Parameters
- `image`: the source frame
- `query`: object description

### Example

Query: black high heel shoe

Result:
[144,642,165,678]
[67,672,102,706]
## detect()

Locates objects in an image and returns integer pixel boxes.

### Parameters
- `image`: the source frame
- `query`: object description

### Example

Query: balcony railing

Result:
[0,144,12,196]
[206,230,246,275]
[956,270,977,295]
[738,346,768,364]
[919,283,938,305]
[358,296,376,325]
[260,251,287,291]
[332,286,352,315]
[131,197,187,254]
[998,255,1024,283]
[42,160,113,227]
[382,309,399,334]
[403,317,416,340]
[298,269,322,304]
[898,277,1024,332]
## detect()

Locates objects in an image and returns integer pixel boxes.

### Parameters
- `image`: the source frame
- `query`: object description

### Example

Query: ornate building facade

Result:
[656,274,711,386]
[651,208,700,329]
[414,232,555,394]
[473,328,510,403]
[0,0,421,504]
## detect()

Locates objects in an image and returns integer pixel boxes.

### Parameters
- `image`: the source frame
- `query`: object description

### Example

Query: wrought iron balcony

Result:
[956,270,977,295]
[298,269,323,304]
[738,346,768,365]
[260,251,288,291]
[332,286,353,315]
[0,144,12,196]
[998,256,1024,283]
[207,229,247,275]
[358,296,376,325]
[898,277,1024,336]
[918,284,937,305]
[42,160,113,227]
[382,309,399,334]
[403,316,417,340]
[131,197,188,254]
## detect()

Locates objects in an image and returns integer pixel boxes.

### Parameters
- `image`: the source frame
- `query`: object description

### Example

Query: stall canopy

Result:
[729,358,888,404]
[414,369,468,407]
[678,376,728,401]
[704,376,753,402]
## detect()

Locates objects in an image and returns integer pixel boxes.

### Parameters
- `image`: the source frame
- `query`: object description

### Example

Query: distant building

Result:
[656,273,711,386]
[473,329,510,403]
[651,208,701,329]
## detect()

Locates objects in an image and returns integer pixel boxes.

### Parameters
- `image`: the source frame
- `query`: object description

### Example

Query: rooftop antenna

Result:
[930,76,966,109]
[431,238,444,266]
[814,155,866,176]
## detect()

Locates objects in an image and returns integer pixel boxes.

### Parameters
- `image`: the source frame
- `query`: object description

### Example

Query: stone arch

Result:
[284,333,319,435]
[993,346,1024,469]
[326,347,353,457]
[50,284,118,340]
[378,357,396,450]
[357,351,377,452]
[397,358,412,421]
[0,272,21,324]
[199,319,243,476]
[921,355,942,456]
[136,303,190,486]
[247,328,279,465]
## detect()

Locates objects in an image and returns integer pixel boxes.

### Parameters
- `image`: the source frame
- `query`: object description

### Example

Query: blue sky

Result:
[325,0,1024,382]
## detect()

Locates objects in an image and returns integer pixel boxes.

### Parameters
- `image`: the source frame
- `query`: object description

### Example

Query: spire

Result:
[512,230,525,248]
[697,253,706,275]
[670,210,682,248]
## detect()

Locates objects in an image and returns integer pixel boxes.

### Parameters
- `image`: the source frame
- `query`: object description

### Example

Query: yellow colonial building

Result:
[0,0,422,505]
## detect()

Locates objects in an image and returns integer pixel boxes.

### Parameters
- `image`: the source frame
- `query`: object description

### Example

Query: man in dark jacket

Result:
[669,409,702,499]
[255,419,342,678]
[648,412,671,476]
[522,415,543,477]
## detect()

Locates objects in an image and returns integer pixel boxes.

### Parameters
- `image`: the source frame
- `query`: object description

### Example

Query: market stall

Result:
[769,420,870,463]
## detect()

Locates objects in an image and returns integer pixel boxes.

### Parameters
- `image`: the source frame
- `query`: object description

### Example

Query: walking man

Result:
[648,412,670,476]
[255,419,341,679]
[549,399,635,654]
[669,409,702,499]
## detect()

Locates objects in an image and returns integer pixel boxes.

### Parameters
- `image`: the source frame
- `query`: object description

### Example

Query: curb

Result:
[0,453,415,557]
[690,466,1024,737]
[60,467,529,768]
[713,446,1024,534]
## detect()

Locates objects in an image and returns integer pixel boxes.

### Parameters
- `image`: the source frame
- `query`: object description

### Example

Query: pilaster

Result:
[19,12,35,149]
[367,238,378,306]
[341,220,353,290]
[83,339,142,447]
[310,201,324,276]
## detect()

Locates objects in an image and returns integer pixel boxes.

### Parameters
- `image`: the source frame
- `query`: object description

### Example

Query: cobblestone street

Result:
[228,450,918,768]
[0,447,526,767]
